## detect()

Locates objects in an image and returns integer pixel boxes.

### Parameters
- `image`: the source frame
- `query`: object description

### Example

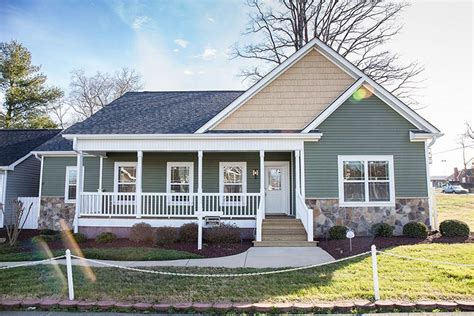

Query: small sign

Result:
[205,216,221,227]
[346,230,355,239]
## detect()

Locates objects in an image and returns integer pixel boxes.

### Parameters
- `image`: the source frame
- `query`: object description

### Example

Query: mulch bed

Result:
[317,232,473,259]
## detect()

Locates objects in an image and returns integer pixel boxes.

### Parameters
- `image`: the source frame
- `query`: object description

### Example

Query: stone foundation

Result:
[306,198,429,237]
[38,197,75,230]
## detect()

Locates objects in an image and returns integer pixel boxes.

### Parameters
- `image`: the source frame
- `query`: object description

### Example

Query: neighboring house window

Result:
[166,162,194,204]
[114,162,137,199]
[338,155,395,207]
[65,166,77,203]
[219,162,247,204]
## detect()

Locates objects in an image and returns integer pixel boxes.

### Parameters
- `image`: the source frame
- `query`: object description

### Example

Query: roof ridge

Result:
[0,128,62,132]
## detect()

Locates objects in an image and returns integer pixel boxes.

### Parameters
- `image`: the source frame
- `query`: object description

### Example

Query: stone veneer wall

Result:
[38,197,75,230]
[306,198,429,237]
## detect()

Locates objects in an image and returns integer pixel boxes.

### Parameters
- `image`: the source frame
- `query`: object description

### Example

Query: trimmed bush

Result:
[72,233,88,243]
[439,219,470,237]
[328,225,347,240]
[153,227,178,246]
[403,222,428,239]
[95,232,117,244]
[205,224,240,244]
[371,223,394,238]
[129,222,154,243]
[179,223,198,242]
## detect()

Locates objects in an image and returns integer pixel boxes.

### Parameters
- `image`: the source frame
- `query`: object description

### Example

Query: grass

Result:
[0,243,472,303]
[0,246,202,262]
[436,192,474,229]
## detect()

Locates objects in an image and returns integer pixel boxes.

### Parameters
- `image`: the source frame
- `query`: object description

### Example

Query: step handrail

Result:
[295,193,314,241]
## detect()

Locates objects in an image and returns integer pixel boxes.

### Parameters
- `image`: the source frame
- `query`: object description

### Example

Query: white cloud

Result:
[183,69,194,76]
[173,48,179,53]
[207,17,215,23]
[195,47,218,60]
[131,16,150,30]
[174,39,189,48]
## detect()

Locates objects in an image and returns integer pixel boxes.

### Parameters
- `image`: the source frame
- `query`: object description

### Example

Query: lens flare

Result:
[352,86,373,101]
[34,240,67,289]
[60,219,96,282]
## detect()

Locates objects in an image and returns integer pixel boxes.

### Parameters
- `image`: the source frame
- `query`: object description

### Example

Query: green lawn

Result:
[0,246,202,262]
[436,192,474,229]
[0,244,472,303]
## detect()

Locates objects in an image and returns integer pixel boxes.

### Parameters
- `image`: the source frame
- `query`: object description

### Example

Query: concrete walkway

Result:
[1,247,335,269]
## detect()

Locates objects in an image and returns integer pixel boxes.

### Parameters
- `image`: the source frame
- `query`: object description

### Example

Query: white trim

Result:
[337,155,395,207]
[302,78,365,132]
[63,133,322,140]
[300,149,305,199]
[65,166,77,203]
[113,162,138,194]
[98,156,104,192]
[194,36,439,134]
[0,171,6,228]
[78,218,256,228]
[38,156,44,199]
[166,161,194,206]
[31,151,95,157]
[219,161,247,206]
[409,130,443,142]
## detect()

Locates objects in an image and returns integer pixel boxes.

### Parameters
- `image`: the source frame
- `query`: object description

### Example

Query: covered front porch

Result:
[69,133,320,248]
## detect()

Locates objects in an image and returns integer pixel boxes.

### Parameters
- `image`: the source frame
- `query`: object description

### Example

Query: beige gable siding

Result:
[213,49,355,130]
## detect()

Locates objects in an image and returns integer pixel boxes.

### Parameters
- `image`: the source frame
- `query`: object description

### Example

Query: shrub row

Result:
[328,219,470,240]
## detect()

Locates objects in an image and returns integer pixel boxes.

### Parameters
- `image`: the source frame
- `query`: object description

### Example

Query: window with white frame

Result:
[166,162,194,204]
[219,162,247,204]
[338,155,395,206]
[114,162,137,200]
[65,166,77,203]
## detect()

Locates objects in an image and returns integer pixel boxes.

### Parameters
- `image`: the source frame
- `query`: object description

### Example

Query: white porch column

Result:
[259,150,265,217]
[197,150,203,250]
[136,151,143,218]
[98,156,104,192]
[74,151,83,233]
[294,150,300,219]
[300,149,306,199]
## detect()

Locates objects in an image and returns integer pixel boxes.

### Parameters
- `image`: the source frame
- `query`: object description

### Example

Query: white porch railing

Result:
[80,192,261,218]
[296,193,314,241]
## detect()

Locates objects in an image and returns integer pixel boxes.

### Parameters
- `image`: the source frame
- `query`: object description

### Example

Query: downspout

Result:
[425,135,440,230]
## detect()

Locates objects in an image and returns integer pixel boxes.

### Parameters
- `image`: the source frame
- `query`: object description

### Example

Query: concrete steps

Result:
[254,216,318,247]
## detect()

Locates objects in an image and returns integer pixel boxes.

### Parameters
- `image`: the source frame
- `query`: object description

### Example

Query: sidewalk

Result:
[0,247,335,269]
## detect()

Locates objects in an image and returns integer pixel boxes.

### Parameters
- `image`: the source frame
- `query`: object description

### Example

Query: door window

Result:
[267,168,282,191]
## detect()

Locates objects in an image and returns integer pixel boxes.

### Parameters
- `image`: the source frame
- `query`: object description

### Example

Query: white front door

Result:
[264,162,290,215]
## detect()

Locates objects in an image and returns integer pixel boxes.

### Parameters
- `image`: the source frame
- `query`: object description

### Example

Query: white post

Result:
[295,151,300,219]
[300,149,306,199]
[74,151,83,233]
[98,156,103,192]
[65,249,74,300]
[259,150,265,218]
[371,244,380,301]
[136,151,143,218]
[197,151,203,250]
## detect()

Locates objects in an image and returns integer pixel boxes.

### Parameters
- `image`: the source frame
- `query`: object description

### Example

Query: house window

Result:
[219,162,247,204]
[114,162,137,196]
[166,162,194,204]
[65,166,77,203]
[338,155,395,207]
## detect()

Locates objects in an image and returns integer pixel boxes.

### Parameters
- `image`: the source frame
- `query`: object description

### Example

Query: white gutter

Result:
[63,133,323,140]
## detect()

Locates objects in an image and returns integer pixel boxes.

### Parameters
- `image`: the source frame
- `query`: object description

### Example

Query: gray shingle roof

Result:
[64,91,244,134]
[0,129,61,165]
[33,132,73,152]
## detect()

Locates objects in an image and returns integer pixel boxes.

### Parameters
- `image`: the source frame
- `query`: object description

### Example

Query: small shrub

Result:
[95,232,117,244]
[403,222,428,239]
[39,229,57,236]
[371,223,394,237]
[328,225,347,240]
[205,224,241,244]
[129,222,154,243]
[153,227,178,246]
[72,233,88,243]
[439,220,470,237]
[179,223,199,242]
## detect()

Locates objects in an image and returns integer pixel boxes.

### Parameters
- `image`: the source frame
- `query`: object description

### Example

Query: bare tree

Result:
[1,200,32,246]
[47,98,71,129]
[69,67,143,120]
[233,0,424,105]
[466,122,474,140]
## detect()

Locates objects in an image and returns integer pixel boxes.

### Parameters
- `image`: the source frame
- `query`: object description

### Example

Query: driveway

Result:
[1,247,335,269]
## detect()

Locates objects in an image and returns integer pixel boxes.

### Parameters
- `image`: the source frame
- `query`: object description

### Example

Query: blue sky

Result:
[1,0,473,175]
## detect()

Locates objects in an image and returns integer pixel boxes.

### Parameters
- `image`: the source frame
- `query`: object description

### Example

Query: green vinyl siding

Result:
[305,95,427,198]
[41,156,100,196]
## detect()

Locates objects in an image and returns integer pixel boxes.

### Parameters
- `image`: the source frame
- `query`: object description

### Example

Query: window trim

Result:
[219,161,247,205]
[64,166,84,204]
[166,161,194,205]
[113,161,137,193]
[337,155,395,207]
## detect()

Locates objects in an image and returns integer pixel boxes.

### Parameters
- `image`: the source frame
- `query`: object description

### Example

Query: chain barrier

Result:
[376,250,474,268]
[70,251,372,277]
[0,255,66,270]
